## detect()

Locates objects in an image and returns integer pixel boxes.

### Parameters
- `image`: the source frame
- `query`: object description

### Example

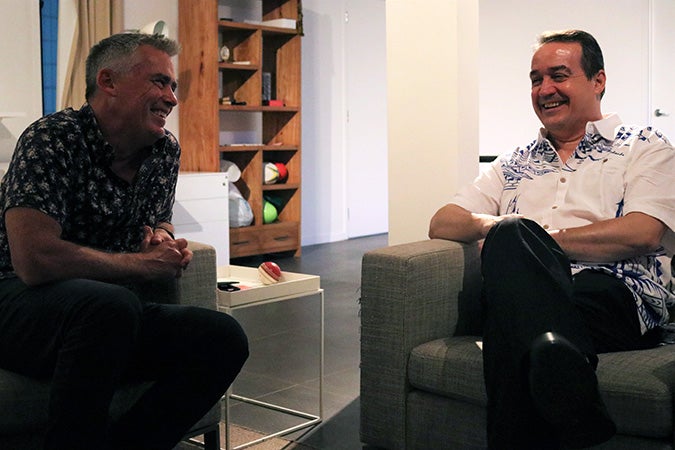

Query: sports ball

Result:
[263,200,278,224]
[264,162,279,184]
[275,162,288,183]
[264,194,283,210]
[258,261,282,284]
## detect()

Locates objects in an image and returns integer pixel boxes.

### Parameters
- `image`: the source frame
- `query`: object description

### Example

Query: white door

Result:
[345,0,388,238]
[650,0,675,139]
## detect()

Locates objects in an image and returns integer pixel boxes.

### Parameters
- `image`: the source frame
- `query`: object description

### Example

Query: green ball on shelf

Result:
[263,200,278,224]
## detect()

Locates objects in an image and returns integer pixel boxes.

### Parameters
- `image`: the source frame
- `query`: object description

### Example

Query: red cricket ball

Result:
[258,261,282,284]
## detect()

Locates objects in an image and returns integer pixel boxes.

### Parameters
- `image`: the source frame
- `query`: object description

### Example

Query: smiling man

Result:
[429,30,675,448]
[0,33,248,450]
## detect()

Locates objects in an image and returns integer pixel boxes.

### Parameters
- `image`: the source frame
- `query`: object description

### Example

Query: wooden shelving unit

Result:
[178,0,302,258]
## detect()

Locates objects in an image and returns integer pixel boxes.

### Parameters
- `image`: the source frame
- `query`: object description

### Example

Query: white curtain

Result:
[60,0,123,110]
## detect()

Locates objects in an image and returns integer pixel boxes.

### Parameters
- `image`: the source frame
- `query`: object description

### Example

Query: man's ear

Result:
[593,69,606,97]
[96,68,117,96]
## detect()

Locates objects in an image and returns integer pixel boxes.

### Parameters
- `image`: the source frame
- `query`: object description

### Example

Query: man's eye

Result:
[531,78,542,87]
[551,73,568,82]
[153,79,167,88]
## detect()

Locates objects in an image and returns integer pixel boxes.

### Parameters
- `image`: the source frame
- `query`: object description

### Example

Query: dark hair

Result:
[537,29,605,98]
[85,33,180,100]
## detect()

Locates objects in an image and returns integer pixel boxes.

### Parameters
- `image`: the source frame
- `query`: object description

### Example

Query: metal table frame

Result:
[220,288,324,450]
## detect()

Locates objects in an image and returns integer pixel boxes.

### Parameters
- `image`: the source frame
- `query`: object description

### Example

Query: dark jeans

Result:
[481,218,656,449]
[0,277,249,450]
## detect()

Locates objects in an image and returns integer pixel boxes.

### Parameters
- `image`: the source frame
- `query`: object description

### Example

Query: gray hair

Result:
[85,33,180,100]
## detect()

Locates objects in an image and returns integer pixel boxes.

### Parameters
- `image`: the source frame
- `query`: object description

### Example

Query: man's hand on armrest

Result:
[429,203,521,243]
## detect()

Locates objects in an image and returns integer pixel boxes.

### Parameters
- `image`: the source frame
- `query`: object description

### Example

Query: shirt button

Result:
[543,224,550,230]
[552,205,558,209]
[560,177,567,183]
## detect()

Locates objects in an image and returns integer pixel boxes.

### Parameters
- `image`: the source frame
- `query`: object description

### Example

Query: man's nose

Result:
[164,86,178,106]
[538,76,556,96]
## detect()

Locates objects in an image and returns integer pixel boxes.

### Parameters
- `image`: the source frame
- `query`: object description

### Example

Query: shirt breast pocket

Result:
[595,158,627,215]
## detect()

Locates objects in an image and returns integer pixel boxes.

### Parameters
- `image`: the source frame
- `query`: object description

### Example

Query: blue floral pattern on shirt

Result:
[498,127,673,332]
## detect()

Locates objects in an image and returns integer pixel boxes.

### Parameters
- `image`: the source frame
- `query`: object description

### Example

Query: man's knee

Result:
[211,312,249,370]
[483,217,556,257]
[167,306,249,373]
[487,217,539,241]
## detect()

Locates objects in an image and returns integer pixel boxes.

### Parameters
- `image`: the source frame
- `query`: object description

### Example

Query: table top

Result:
[217,265,321,308]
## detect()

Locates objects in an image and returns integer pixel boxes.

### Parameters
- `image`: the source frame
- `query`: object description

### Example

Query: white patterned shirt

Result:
[453,113,675,333]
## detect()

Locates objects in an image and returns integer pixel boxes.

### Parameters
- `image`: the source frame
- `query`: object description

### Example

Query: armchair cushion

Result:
[408,336,485,407]
[596,347,675,438]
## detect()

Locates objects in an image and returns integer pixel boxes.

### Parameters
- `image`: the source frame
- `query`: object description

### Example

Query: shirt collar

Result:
[586,113,623,140]
[77,103,170,166]
[536,113,623,144]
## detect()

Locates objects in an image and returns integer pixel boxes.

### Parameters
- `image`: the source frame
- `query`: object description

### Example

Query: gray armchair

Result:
[0,241,221,450]
[360,239,675,449]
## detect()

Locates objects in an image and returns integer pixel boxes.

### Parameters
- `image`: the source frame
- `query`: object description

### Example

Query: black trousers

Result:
[481,218,656,449]
[0,277,249,450]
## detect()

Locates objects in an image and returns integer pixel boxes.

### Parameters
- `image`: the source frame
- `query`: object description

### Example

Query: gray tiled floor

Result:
[228,233,388,449]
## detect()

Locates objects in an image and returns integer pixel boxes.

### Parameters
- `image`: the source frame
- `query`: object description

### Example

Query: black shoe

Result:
[529,331,616,449]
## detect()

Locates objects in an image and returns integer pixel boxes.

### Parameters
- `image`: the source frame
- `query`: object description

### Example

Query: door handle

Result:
[654,108,670,117]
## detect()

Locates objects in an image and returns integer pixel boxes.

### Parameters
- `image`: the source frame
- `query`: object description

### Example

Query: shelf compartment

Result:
[219,25,261,66]
[263,110,300,146]
[263,149,299,185]
[263,0,299,23]
[264,187,299,222]
[219,68,260,106]
[263,33,301,107]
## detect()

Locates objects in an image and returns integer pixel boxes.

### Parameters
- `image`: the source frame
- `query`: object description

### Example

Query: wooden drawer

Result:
[230,222,299,258]
[259,222,299,253]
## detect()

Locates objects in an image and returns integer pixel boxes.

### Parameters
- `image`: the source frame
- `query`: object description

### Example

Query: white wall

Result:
[386,0,479,245]
[123,0,180,139]
[301,0,349,245]
[345,0,388,240]
[0,0,42,163]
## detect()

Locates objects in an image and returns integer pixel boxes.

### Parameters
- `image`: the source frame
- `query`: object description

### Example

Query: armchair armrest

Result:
[360,239,481,450]
[134,241,218,311]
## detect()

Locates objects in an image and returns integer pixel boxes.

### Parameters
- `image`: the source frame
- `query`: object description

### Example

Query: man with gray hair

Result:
[0,33,249,449]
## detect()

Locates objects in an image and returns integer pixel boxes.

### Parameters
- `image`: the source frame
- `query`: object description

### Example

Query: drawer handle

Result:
[232,240,250,246]
[274,235,290,242]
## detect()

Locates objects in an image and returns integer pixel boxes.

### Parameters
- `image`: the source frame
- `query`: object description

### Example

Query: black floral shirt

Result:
[0,104,181,278]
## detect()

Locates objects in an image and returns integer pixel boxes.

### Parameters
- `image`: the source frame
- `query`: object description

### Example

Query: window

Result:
[40,0,59,116]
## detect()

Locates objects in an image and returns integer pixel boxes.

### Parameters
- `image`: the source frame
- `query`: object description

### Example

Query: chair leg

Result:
[203,426,220,450]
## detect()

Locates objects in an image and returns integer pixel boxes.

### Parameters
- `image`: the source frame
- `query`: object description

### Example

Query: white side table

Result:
[216,265,324,450]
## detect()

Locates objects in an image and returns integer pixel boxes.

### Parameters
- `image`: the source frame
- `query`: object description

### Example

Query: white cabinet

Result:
[174,172,229,265]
